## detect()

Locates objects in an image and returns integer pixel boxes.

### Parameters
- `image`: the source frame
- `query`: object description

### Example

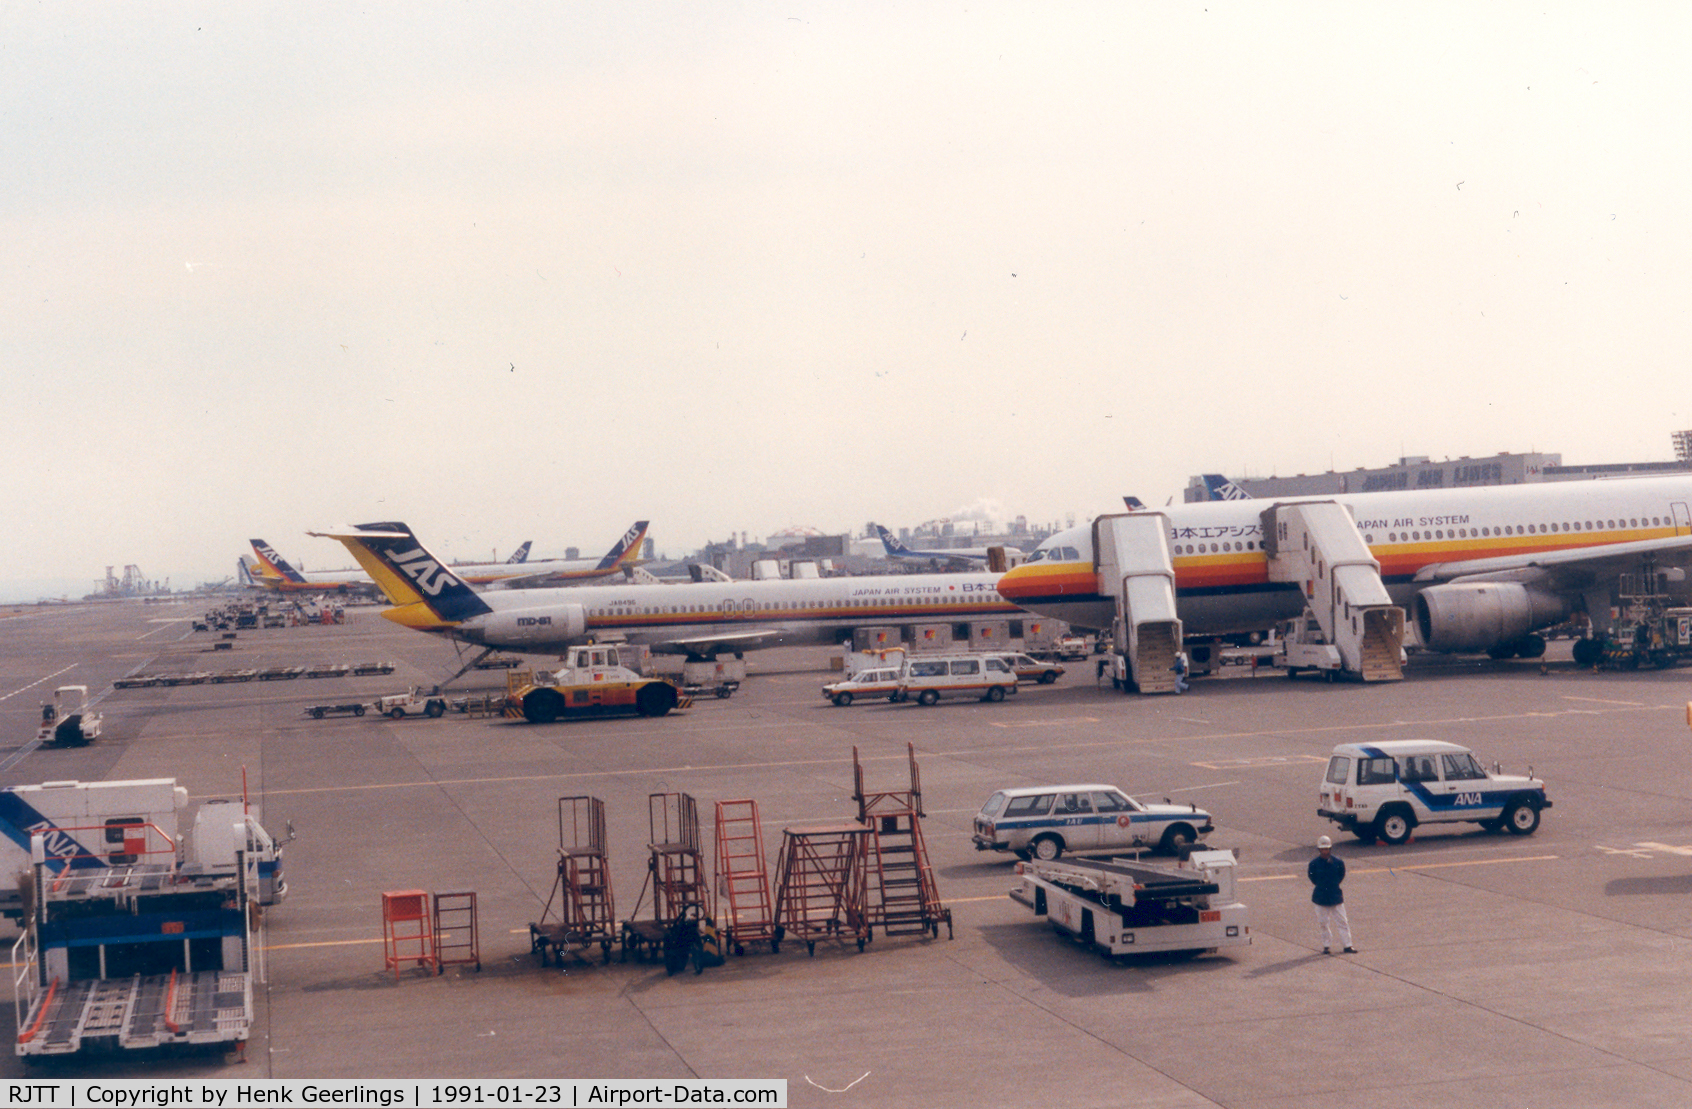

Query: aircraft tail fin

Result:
[1203,474,1253,501]
[506,541,532,564]
[596,521,650,570]
[237,556,262,589]
[308,522,493,623]
[249,540,308,584]
[1123,496,1147,510]
[873,523,914,558]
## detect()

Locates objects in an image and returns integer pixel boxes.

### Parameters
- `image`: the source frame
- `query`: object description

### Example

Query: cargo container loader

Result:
[1010,848,1250,958]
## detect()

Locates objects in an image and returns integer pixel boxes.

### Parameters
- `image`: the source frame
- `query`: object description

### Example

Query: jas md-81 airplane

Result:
[310,521,1021,665]
[997,473,1692,663]
[247,522,648,594]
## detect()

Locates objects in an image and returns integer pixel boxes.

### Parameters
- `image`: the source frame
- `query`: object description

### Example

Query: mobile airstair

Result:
[852,744,951,941]
[1093,512,1183,692]
[1261,501,1404,681]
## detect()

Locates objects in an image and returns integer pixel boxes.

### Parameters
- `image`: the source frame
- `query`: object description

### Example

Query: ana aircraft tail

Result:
[595,521,650,570]
[506,541,532,564]
[1202,474,1253,501]
[308,522,493,627]
[873,524,915,558]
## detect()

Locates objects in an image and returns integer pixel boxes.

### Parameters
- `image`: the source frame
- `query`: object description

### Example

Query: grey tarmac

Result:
[2,601,1691,1107]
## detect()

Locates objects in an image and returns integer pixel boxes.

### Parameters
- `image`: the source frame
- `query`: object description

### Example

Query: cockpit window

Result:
[1026,549,1046,562]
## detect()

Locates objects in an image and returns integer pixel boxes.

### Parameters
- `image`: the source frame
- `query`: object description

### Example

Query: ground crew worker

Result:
[1308,835,1355,955]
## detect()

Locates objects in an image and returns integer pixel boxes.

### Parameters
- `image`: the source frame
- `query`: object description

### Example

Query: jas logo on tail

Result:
[389,545,462,597]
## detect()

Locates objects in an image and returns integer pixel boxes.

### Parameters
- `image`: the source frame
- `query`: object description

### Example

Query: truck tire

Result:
[1504,799,1541,836]
[636,682,677,718]
[388,707,406,720]
[523,690,564,724]
[1375,807,1414,846]
[918,690,940,706]
[353,705,365,717]
[311,707,326,719]
[984,686,1005,702]
[424,700,445,718]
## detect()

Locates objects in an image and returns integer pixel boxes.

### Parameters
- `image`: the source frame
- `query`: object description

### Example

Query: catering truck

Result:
[9,780,287,1058]
[0,778,287,922]
[1009,848,1250,958]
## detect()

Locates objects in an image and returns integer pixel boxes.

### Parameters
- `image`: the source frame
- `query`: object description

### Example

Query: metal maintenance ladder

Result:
[713,799,779,954]
[773,822,871,956]
[530,796,618,965]
[853,744,951,940]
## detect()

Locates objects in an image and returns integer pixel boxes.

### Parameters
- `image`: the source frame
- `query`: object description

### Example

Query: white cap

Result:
[1317,835,1333,849]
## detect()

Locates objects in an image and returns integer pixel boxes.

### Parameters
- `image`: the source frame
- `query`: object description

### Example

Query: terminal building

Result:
[1186,438,1692,502]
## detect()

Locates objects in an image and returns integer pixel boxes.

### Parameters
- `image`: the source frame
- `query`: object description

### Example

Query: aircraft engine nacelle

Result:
[1412,583,1571,653]
[475,604,587,647]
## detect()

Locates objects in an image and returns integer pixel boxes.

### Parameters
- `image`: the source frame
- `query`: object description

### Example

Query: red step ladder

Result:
[713,799,778,954]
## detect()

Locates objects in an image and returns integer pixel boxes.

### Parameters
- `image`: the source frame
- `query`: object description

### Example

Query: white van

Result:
[897,653,1019,705]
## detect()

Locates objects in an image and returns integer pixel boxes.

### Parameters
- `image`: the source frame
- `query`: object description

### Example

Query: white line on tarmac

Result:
[0,663,78,703]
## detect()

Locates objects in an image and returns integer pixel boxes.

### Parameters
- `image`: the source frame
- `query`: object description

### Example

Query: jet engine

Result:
[473,604,587,647]
[1412,582,1570,654]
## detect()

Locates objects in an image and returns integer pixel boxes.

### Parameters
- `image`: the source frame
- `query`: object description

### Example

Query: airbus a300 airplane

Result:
[997,473,1692,662]
[246,522,648,594]
[310,522,1021,663]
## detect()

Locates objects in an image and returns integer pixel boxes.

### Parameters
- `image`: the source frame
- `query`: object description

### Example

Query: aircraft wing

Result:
[645,629,793,656]
[1412,534,1692,589]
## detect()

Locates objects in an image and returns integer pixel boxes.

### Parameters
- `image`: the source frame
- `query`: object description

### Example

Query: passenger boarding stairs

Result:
[1093,512,1182,693]
[1261,501,1404,681]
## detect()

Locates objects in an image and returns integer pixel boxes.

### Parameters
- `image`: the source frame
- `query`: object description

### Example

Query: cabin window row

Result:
[1381,516,1667,545]
[585,595,1000,618]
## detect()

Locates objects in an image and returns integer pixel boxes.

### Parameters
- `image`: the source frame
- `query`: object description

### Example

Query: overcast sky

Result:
[6,3,1690,599]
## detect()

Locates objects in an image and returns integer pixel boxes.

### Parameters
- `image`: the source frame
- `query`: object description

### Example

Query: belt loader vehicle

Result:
[1009,848,1250,958]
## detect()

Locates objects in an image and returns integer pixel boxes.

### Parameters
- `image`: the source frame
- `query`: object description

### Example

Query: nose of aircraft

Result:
[995,559,1042,601]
